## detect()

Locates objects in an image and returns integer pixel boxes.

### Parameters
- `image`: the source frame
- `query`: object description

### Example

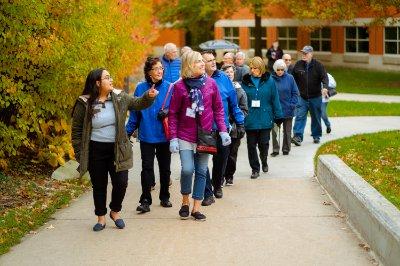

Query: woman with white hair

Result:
[168,51,229,221]
[270,59,299,156]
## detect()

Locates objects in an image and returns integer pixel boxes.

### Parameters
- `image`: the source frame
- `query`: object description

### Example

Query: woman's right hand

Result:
[169,138,179,153]
[148,84,159,98]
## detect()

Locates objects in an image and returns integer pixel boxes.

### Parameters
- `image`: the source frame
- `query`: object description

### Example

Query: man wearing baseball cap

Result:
[291,45,329,145]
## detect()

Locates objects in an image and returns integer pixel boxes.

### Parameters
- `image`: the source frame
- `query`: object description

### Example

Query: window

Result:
[278,27,297,50]
[345,27,369,53]
[223,27,239,45]
[249,27,267,49]
[385,27,400,55]
[310,28,331,52]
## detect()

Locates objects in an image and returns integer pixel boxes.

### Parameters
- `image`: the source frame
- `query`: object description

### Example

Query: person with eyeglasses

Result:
[161,43,181,83]
[241,57,283,179]
[270,59,299,156]
[71,68,157,231]
[126,57,173,214]
[282,54,294,74]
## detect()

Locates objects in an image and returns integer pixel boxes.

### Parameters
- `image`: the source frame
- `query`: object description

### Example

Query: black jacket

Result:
[292,59,328,99]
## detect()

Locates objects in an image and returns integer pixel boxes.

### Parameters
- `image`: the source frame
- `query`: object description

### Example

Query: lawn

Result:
[315,130,400,210]
[327,100,400,117]
[327,67,400,95]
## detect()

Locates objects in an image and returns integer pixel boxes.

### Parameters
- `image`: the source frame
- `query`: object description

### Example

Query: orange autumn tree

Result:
[0,0,158,168]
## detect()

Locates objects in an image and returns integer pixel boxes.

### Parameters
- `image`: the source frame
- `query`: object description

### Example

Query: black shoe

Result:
[201,196,215,206]
[160,200,172,208]
[93,223,106,232]
[327,127,331,134]
[191,212,206,221]
[262,164,269,173]
[179,205,190,220]
[282,151,289,155]
[109,212,125,229]
[313,138,320,144]
[270,152,279,157]
[291,136,302,146]
[225,178,233,186]
[214,188,223,199]
[250,171,260,179]
[136,202,150,213]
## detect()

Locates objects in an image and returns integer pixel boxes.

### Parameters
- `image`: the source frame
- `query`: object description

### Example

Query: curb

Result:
[317,155,400,266]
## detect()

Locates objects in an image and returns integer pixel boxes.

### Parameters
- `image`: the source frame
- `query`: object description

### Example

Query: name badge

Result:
[251,100,260,108]
[186,108,196,118]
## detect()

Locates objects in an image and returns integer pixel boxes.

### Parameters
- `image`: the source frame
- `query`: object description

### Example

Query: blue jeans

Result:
[321,101,331,128]
[293,96,322,140]
[179,150,210,200]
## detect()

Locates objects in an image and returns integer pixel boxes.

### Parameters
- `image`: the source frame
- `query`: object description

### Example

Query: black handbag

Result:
[196,115,217,154]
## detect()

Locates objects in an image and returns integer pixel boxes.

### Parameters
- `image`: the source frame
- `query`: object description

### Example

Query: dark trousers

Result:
[204,134,230,198]
[271,118,293,153]
[224,138,241,180]
[139,141,171,205]
[88,141,128,216]
[246,129,271,172]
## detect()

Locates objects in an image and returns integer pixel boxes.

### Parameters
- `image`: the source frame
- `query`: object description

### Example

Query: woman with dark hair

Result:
[168,51,230,221]
[71,68,157,231]
[126,57,173,214]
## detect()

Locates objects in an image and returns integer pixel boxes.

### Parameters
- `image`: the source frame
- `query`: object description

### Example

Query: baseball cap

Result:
[300,45,313,54]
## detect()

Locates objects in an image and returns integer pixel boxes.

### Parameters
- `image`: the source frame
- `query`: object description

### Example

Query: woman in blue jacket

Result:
[126,57,173,213]
[241,57,283,179]
[270,59,299,156]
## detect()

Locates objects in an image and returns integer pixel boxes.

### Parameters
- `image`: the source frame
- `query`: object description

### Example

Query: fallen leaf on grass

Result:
[29,231,37,234]
[46,224,55,229]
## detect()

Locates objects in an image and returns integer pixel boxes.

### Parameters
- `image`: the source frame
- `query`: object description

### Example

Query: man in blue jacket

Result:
[201,51,245,206]
[161,43,181,83]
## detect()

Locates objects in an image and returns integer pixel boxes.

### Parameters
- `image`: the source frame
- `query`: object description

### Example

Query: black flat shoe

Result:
[136,203,150,213]
[160,200,172,208]
[93,223,106,232]
[110,212,125,229]
[191,212,206,221]
[270,152,279,157]
[179,205,190,220]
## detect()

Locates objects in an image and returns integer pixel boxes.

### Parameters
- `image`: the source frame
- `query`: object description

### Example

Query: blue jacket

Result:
[272,72,299,118]
[241,73,283,130]
[211,70,245,129]
[126,80,172,143]
[161,55,181,83]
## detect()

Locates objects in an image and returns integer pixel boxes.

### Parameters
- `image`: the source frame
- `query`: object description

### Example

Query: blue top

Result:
[161,55,181,83]
[125,80,172,143]
[91,99,116,143]
[211,70,245,129]
[271,72,299,118]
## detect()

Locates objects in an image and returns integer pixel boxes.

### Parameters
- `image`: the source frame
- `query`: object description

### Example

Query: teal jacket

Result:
[241,73,283,130]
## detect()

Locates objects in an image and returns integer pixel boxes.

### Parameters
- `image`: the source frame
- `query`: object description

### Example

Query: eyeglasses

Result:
[276,69,285,72]
[101,76,112,80]
[151,67,164,71]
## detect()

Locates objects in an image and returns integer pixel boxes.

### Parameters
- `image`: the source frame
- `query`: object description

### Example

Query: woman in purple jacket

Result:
[168,51,230,221]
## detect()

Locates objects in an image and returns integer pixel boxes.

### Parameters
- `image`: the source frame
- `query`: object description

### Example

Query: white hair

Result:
[235,51,246,59]
[164,43,177,53]
[273,59,287,72]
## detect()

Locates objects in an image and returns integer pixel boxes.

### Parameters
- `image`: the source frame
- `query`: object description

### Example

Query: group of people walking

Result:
[71,41,335,231]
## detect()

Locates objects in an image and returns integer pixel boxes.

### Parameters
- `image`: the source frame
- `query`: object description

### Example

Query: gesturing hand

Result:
[148,84,159,98]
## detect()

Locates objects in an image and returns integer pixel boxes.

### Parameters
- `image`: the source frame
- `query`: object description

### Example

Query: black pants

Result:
[88,141,128,216]
[271,118,293,153]
[224,137,241,180]
[212,134,230,189]
[246,129,271,172]
[139,141,171,205]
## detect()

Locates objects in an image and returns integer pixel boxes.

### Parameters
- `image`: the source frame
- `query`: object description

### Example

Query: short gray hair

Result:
[273,59,287,72]
[164,43,177,53]
[235,51,245,59]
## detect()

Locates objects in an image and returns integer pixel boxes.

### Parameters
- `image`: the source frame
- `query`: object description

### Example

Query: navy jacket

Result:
[211,70,245,129]
[292,59,328,99]
[161,55,181,83]
[126,80,172,143]
[272,72,299,118]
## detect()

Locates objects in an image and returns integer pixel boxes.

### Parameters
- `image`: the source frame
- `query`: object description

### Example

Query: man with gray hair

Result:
[282,53,294,74]
[234,51,250,83]
[161,43,181,83]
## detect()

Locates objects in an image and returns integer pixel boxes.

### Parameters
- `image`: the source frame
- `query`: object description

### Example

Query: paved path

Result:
[1,117,400,265]
[332,93,400,103]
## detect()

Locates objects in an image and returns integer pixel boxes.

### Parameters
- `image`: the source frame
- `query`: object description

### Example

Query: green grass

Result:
[315,130,400,210]
[327,67,400,95]
[327,100,400,116]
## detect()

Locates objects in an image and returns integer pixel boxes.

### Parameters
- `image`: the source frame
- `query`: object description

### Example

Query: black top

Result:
[292,59,328,99]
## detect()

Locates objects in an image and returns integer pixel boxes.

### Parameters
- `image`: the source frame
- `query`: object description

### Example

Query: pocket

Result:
[118,140,132,162]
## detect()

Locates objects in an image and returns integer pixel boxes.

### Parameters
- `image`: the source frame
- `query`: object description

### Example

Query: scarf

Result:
[183,74,206,114]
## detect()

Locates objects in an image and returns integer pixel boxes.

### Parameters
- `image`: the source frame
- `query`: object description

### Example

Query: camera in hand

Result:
[157,108,169,120]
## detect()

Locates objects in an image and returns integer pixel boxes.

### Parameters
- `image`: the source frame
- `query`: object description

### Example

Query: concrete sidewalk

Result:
[1,117,399,265]
[332,93,400,103]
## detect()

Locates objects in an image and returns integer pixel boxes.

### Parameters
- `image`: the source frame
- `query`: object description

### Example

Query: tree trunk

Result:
[254,4,262,57]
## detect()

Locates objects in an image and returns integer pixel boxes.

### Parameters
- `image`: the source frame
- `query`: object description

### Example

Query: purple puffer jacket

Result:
[168,77,227,143]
